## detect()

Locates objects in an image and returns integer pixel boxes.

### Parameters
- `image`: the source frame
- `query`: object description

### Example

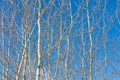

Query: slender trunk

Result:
[6,31,11,80]
[48,45,51,80]
[54,14,62,79]
[23,1,28,79]
[2,13,5,80]
[36,0,41,80]
[65,1,72,79]
[104,44,107,80]
[86,1,93,80]
[103,1,107,80]
[28,33,32,80]
[16,53,23,80]
[81,16,85,80]
[23,51,27,80]
[54,42,60,79]
[47,26,51,80]
[23,33,27,80]
[65,38,69,80]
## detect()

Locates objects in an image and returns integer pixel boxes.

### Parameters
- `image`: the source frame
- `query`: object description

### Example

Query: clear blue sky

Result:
[0,0,120,80]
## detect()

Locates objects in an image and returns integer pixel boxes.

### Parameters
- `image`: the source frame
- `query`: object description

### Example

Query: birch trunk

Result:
[28,33,32,80]
[65,1,73,79]
[103,1,107,80]
[6,29,11,80]
[36,0,41,80]
[86,1,93,80]
[48,44,51,80]
[48,20,51,80]
[81,16,85,80]
[2,13,5,80]
[23,33,27,80]
[65,38,69,80]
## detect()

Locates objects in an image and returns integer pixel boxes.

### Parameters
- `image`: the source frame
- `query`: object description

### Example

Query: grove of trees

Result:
[0,0,120,80]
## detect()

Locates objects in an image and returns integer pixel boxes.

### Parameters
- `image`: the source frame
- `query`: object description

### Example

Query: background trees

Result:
[0,0,120,80]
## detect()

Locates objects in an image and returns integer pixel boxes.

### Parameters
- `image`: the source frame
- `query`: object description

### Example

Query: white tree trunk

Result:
[28,33,32,80]
[103,1,107,80]
[86,1,93,80]
[65,1,73,80]
[36,0,41,80]
[65,38,69,80]
[81,16,85,80]
[2,13,5,80]
[23,33,27,80]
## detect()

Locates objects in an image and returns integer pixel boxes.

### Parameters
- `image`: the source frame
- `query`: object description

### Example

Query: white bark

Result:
[65,1,73,80]
[103,1,107,80]
[28,33,32,80]
[48,19,51,80]
[2,13,5,80]
[23,33,27,80]
[36,0,41,80]
[81,16,85,80]
[65,38,69,80]
[86,1,93,80]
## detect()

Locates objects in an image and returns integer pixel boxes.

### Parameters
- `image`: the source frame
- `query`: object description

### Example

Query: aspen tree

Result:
[65,0,73,80]
[36,0,41,80]
[1,13,5,80]
[47,16,51,80]
[81,16,85,80]
[103,0,107,80]
[23,1,28,79]
[86,0,93,80]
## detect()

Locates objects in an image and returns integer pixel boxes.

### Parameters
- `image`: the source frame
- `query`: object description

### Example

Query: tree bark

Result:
[81,16,85,80]
[36,0,41,80]
[103,1,107,80]
[2,13,5,80]
[86,1,93,80]
[65,38,69,80]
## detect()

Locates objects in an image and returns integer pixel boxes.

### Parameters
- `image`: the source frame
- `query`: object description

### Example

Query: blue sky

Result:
[0,0,120,80]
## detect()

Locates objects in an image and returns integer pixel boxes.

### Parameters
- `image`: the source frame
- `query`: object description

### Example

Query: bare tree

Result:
[86,0,93,80]
[36,0,41,80]
[0,0,119,80]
